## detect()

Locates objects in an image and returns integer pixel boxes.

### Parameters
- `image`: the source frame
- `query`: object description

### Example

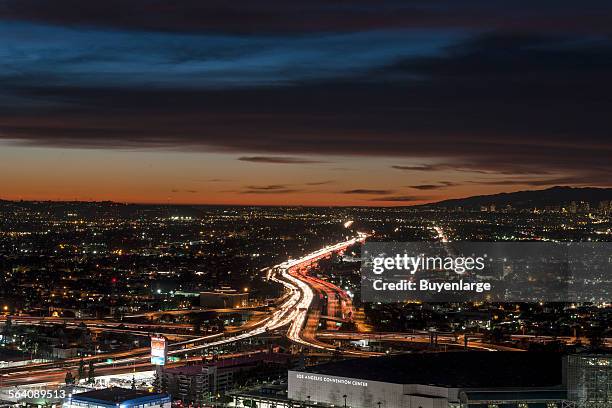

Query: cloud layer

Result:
[1,1,612,192]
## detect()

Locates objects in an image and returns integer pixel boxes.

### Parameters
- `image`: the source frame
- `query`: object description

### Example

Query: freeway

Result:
[164,236,369,355]
[315,331,612,350]
[278,238,520,353]
[0,308,264,341]
[0,236,367,386]
[433,225,449,243]
[0,349,272,388]
[277,236,365,350]
[315,331,523,352]
[277,235,380,356]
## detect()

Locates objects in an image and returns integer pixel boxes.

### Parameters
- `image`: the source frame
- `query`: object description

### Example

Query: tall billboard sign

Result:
[150,335,167,366]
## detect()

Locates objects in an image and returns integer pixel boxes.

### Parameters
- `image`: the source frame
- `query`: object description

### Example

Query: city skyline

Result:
[2,1,612,205]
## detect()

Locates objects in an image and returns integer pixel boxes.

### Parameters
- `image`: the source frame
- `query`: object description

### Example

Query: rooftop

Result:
[71,387,168,404]
[301,352,563,388]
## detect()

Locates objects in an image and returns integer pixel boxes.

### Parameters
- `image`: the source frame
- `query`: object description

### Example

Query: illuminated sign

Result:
[150,336,167,366]
[295,373,368,387]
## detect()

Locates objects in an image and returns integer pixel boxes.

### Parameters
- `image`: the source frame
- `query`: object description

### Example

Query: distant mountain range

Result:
[2,186,612,210]
[421,186,612,210]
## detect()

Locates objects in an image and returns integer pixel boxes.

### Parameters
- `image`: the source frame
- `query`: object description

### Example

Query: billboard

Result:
[150,336,167,366]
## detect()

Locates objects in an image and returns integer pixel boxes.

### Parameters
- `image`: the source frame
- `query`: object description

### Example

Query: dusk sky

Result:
[1,1,612,205]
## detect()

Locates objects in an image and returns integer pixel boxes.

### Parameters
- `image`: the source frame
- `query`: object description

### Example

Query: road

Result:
[315,331,523,352]
[277,236,379,356]
[2,308,266,338]
[433,225,449,242]
[0,236,368,386]
[0,349,271,389]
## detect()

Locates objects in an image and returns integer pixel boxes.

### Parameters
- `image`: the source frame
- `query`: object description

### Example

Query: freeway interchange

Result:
[0,235,367,386]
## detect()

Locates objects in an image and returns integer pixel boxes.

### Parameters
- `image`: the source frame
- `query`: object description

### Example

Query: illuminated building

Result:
[63,387,171,408]
[285,353,566,408]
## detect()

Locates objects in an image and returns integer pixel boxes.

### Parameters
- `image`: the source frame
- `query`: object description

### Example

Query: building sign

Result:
[150,336,167,366]
[295,372,368,387]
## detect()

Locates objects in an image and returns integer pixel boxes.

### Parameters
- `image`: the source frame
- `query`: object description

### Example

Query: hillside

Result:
[421,186,612,210]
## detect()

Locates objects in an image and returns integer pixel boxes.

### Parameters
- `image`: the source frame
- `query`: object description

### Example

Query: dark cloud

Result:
[369,195,429,202]
[392,164,446,172]
[240,184,299,194]
[392,164,551,176]
[0,1,427,33]
[472,175,612,187]
[244,184,291,191]
[171,189,198,193]
[343,189,395,195]
[241,190,298,194]
[409,185,445,190]
[408,181,460,190]
[3,0,612,34]
[238,156,326,164]
[305,180,334,186]
[2,25,612,187]
[392,164,495,174]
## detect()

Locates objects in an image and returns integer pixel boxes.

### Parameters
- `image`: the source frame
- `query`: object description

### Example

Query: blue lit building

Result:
[63,387,171,408]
